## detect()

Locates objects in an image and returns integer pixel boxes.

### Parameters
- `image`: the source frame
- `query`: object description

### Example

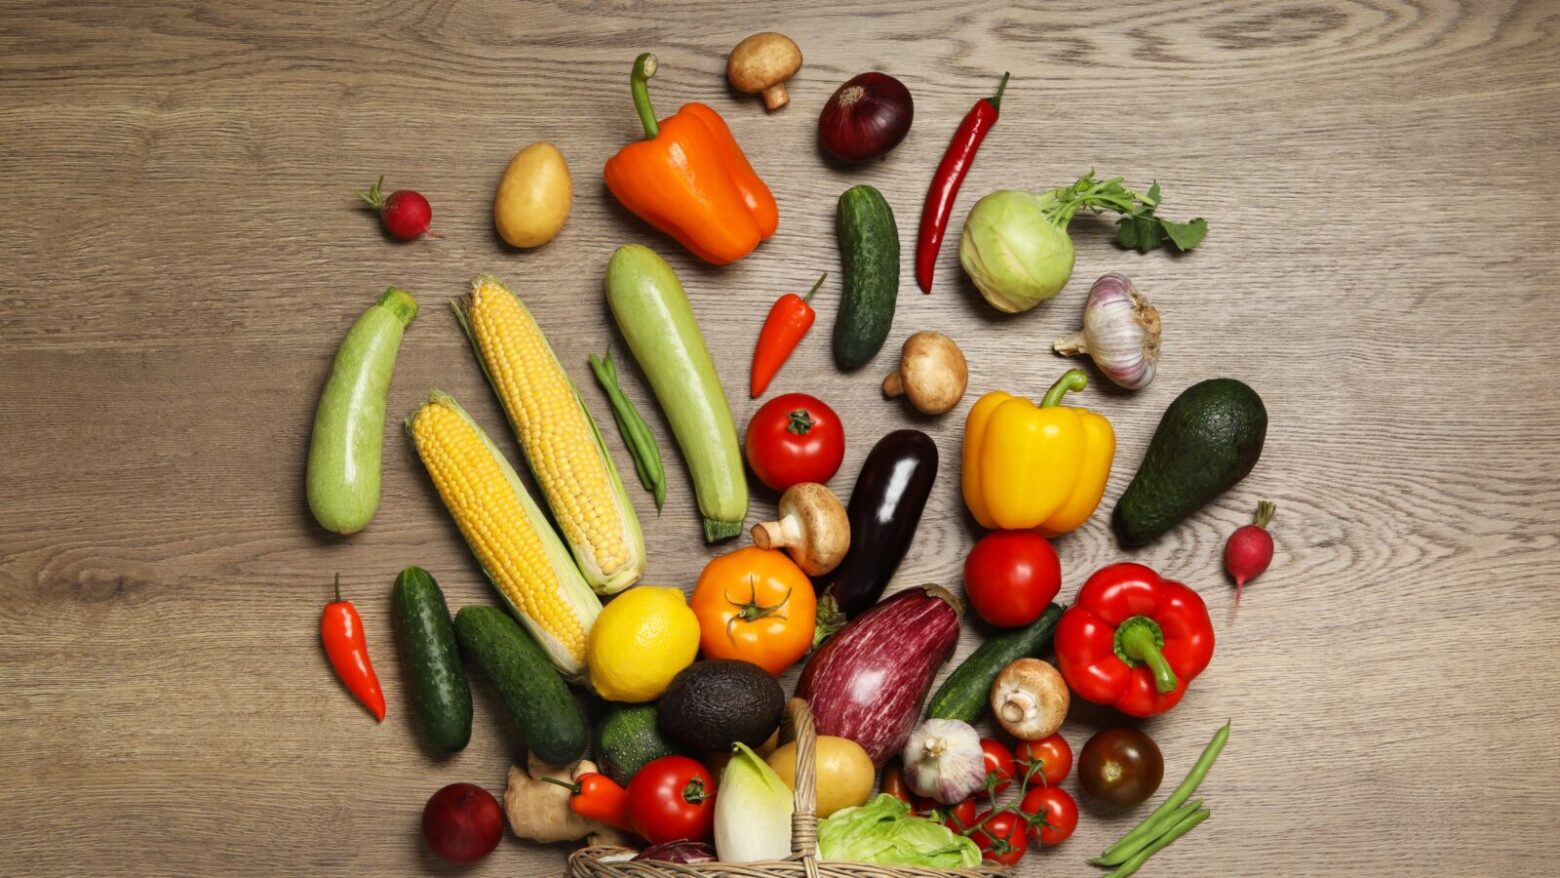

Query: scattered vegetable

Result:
[605,54,777,264]
[818,72,914,162]
[421,783,503,864]
[767,735,874,818]
[915,72,1009,294]
[963,368,1116,535]
[356,176,434,240]
[727,32,802,111]
[882,331,968,415]
[744,393,846,491]
[306,287,417,535]
[1055,563,1215,717]
[658,659,785,752]
[542,771,632,832]
[606,245,749,541]
[1092,722,1229,867]
[926,604,1061,723]
[750,273,827,398]
[1226,501,1277,608]
[816,430,939,631]
[493,142,571,248]
[978,738,1016,798]
[714,742,793,862]
[454,276,645,595]
[834,184,901,369]
[817,794,981,868]
[1053,272,1162,390]
[595,704,683,786]
[690,547,816,675]
[959,174,1207,313]
[1101,804,1210,878]
[1112,377,1267,547]
[969,808,1028,865]
[796,585,961,766]
[1015,733,1073,788]
[586,585,699,703]
[1019,785,1078,846]
[391,567,471,752]
[454,605,588,765]
[929,796,978,833]
[632,841,717,863]
[505,757,629,845]
[319,575,385,722]
[902,719,987,804]
[589,351,666,512]
[1078,728,1164,809]
[990,658,1069,741]
[625,755,717,845]
[962,530,1061,629]
[751,483,850,576]
[408,391,602,678]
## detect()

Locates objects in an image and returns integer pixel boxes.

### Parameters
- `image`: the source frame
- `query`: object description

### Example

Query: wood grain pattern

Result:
[2,0,1558,875]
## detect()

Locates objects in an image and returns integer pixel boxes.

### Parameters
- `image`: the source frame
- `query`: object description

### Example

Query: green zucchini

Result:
[604,244,747,542]
[833,185,900,370]
[306,287,418,534]
[595,703,682,786]
[454,605,586,765]
[927,604,1062,723]
[392,567,472,753]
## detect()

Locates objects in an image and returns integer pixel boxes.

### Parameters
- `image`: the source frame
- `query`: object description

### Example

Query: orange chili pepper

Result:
[604,53,778,265]
[542,771,633,832]
[320,574,385,722]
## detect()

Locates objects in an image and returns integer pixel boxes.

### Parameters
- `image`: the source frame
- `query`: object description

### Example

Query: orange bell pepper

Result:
[604,54,778,265]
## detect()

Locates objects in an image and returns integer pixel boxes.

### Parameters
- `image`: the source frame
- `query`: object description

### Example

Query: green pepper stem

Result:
[332,573,342,603]
[1116,616,1178,694]
[630,53,660,139]
[988,72,1011,113]
[1040,368,1088,408]
[801,272,827,303]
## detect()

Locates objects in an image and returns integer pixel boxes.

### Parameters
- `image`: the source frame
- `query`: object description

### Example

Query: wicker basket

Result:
[569,699,1008,878]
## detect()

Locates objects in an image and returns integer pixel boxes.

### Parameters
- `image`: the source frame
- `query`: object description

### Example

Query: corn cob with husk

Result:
[408,391,601,679]
[453,275,645,595]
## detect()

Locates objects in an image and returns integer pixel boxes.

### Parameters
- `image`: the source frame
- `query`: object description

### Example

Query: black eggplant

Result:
[817,429,938,627]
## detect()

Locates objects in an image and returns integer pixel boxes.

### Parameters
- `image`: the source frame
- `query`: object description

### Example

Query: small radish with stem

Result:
[357,176,437,240]
[1225,501,1275,610]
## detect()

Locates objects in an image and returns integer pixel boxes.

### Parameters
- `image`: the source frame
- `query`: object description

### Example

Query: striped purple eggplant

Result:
[795,585,962,766]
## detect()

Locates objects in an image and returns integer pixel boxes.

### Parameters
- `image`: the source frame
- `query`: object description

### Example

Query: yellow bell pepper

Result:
[962,368,1116,536]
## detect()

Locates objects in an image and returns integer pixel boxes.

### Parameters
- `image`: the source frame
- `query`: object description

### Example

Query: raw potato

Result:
[767,735,874,817]
[494,142,572,248]
[504,756,632,845]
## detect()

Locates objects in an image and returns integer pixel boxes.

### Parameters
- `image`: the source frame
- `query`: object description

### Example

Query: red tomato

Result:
[1015,734,1073,788]
[881,761,913,806]
[970,809,1029,865]
[1019,786,1079,846]
[744,394,845,491]
[979,738,1015,798]
[625,756,716,845]
[940,797,977,834]
[963,531,1061,628]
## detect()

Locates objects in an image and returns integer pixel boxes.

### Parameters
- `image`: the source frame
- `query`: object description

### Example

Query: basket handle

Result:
[782,698,818,861]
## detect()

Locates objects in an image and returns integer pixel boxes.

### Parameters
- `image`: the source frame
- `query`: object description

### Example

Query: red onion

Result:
[421,783,503,865]
[633,841,718,864]
[818,72,914,161]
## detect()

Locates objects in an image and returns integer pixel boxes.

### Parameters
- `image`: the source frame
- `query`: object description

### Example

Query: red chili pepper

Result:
[550,772,634,831]
[915,72,1010,294]
[320,574,385,721]
[750,273,826,398]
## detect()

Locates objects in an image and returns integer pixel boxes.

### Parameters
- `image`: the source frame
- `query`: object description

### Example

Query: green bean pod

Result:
[589,351,666,512]
[1103,805,1210,878]
[1095,721,1230,866]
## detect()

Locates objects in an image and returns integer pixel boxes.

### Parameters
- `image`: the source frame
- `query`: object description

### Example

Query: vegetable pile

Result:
[311,32,1277,877]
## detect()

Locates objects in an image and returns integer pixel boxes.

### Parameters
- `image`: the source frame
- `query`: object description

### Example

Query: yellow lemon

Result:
[587,586,699,702]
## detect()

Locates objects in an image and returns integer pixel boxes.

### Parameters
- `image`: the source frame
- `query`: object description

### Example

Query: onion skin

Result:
[796,586,961,766]
[819,72,914,162]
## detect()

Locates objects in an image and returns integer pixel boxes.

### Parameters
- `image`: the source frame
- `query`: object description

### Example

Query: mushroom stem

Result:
[882,371,906,398]
[750,515,803,551]
[761,83,790,110]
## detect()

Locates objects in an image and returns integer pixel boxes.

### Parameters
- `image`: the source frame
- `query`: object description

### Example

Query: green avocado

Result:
[657,660,784,754]
[1112,378,1268,547]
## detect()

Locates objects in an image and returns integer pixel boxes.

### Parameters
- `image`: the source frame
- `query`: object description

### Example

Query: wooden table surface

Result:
[4,1,1559,875]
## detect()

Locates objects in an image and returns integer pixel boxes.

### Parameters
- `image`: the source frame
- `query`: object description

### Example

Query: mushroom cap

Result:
[752,482,849,576]
[895,331,968,415]
[727,32,802,94]
[991,658,1070,739]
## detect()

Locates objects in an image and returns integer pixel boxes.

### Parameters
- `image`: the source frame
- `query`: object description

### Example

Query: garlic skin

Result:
[1053,273,1161,390]
[901,719,986,804]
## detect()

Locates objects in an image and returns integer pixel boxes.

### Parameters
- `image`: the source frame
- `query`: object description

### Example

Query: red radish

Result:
[420,783,502,865]
[356,176,435,240]
[1224,500,1276,609]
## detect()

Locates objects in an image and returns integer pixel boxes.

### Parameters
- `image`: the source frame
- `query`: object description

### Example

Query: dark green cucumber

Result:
[927,604,1062,723]
[595,703,681,786]
[392,567,472,753]
[833,185,900,370]
[454,605,586,765]
[1113,378,1268,547]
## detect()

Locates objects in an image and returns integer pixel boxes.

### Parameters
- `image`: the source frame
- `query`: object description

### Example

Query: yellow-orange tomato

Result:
[690,547,816,675]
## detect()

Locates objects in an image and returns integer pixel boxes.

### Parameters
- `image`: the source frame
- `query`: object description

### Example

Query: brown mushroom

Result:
[883,331,968,415]
[990,658,1070,740]
[728,32,802,111]
[750,482,849,576]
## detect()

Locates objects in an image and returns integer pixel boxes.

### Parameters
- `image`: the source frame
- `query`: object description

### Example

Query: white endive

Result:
[715,742,794,862]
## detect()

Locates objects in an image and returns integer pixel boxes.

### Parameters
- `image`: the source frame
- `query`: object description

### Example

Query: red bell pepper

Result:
[1054,563,1214,717]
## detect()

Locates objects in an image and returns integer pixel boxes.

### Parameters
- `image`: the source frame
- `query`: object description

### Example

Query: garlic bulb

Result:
[1053,273,1161,390]
[901,719,986,804]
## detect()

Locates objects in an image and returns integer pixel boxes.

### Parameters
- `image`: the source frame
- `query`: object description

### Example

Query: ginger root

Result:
[504,756,635,846]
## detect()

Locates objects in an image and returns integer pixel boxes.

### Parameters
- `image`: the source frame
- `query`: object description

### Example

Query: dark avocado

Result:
[1112,378,1268,547]
[656,660,784,753]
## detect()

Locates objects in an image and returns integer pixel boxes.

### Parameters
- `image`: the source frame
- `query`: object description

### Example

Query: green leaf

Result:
[1116,216,1165,253]
[1161,217,1208,251]
[1145,181,1161,207]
